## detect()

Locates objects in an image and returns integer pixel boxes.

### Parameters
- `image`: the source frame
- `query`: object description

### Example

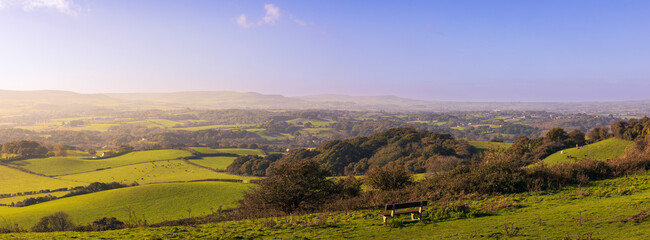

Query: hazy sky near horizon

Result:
[1,0,649,102]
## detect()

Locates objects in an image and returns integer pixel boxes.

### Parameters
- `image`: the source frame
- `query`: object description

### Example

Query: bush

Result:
[31,212,75,232]
[365,166,413,191]
[75,217,125,231]
[237,159,339,216]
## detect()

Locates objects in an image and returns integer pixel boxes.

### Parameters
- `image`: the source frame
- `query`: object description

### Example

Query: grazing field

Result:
[541,138,634,166]
[9,173,650,239]
[0,191,69,205]
[0,182,254,228]
[189,156,237,170]
[9,150,193,176]
[190,147,265,156]
[57,160,258,184]
[468,140,513,151]
[176,123,257,131]
[0,165,82,195]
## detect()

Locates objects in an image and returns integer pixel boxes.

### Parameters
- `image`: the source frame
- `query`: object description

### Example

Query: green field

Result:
[0,191,69,205]
[0,165,82,195]
[189,156,237,170]
[10,150,193,176]
[176,123,257,131]
[7,173,650,239]
[57,160,258,184]
[541,138,634,166]
[468,140,513,151]
[0,182,253,228]
[190,147,265,156]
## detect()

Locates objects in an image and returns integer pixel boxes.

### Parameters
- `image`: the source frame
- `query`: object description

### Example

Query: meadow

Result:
[0,165,82,195]
[541,138,634,166]
[188,156,237,170]
[9,149,193,176]
[6,172,650,239]
[0,182,253,228]
[56,160,258,184]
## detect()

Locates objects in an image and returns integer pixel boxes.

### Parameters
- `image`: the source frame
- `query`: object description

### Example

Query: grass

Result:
[468,140,513,151]
[190,147,265,156]
[10,149,193,176]
[176,123,257,131]
[57,160,258,184]
[189,156,237,170]
[0,192,69,205]
[0,182,254,228]
[0,165,82,195]
[8,173,650,239]
[541,138,634,166]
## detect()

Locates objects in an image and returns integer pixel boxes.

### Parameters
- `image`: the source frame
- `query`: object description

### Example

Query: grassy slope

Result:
[0,165,82,195]
[542,138,633,166]
[468,140,513,151]
[9,150,193,176]
[57,160,258,184]
[0,182,253,228]
[189,156,237,170]
[190,147,265,156]
[9,173,650,239]
[0,192,69,205]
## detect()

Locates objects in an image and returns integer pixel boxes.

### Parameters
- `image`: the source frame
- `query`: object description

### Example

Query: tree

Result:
[31,212,76,232]
[53,144,67,157]
[365,165,413,191]
[238,159,337,215]
[545,128,568,143]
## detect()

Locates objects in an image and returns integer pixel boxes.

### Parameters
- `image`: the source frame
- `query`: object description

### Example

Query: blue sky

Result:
[0,0,649,102]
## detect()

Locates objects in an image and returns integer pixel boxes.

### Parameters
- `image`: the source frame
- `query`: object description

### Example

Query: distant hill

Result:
[0,89,649,115]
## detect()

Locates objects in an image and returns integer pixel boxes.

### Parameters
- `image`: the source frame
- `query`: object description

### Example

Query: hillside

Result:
[7,172,650,239]
[540,138,634,166]
[0,182,253,228]
[0,165,81,195]
[9,149,193,176]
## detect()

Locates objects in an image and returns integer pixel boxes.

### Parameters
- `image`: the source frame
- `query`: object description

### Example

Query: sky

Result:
[0,0,649,102]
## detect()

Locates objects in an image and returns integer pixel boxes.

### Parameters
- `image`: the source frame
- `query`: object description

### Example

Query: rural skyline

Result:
[1,0,649,102]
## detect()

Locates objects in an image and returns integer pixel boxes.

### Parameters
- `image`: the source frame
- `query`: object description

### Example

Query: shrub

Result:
[237,159,339,216]
[75,217,125,231]
[365,166,413,191]
[31,212,75,232]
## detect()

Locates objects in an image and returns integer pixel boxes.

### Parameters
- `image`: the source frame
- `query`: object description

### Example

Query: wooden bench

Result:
[379,201,428,223]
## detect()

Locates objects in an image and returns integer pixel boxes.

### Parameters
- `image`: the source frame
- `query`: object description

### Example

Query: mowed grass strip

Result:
[189,156,237,170]
[57,160,258,184]
[190,147,265,156]
[0,182,254,228]
[0,165,82,195]
[541,138,634,166]
[10,150,193,176]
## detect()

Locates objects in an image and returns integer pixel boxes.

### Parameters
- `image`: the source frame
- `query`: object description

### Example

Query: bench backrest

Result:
[385,201,428,211]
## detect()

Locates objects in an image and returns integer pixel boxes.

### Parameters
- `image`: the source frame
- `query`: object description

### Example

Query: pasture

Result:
[190,147,265,156]
[7,172,650,239]
[468,140,513,151]
[57,160,258,184]
[0,165,81,195]
[9,149,193,176]
[189,156,237,170]
[0,182,253,228]
[541,138,633,166]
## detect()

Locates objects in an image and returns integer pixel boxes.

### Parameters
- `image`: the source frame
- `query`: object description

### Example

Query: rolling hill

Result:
[540,138,634,166]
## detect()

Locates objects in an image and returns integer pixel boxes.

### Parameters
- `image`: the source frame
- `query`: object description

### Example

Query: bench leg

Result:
[383,216,387,223]
[411,213,421,221]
